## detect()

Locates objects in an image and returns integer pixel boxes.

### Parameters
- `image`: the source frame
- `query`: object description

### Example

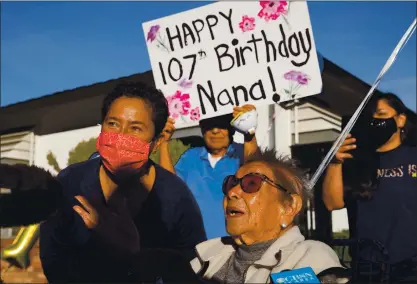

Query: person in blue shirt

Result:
[159,105,259,239]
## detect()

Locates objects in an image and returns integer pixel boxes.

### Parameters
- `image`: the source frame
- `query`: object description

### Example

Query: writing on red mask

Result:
[96,132,150,175]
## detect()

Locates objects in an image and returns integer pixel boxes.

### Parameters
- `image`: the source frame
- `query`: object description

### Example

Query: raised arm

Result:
[158,118,176,174]
[322,134,356,211]
[243,133,259,162]
[159,141,176,174]
[323,163,345,211]
[232,104,260,162]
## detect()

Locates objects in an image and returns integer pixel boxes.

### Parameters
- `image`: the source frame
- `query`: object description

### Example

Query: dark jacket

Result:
[39,158,206,282]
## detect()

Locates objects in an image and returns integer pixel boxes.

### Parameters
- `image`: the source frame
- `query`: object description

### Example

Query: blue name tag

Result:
[271,267,320,283]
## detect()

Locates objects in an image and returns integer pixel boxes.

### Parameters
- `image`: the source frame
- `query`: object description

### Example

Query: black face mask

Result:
[368,117,398,150]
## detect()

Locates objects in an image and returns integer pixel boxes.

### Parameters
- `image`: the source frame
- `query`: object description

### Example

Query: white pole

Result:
[294,101,299,144]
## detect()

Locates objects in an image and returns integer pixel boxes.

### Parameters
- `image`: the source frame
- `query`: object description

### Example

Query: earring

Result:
[401,128,405,133]
[281,222,287,229]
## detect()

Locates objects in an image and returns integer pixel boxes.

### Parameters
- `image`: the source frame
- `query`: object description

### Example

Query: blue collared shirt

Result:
[175,143,244,239]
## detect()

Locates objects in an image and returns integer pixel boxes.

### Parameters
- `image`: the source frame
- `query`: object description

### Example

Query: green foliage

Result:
[333,229,352,265]
[151,139,190,165]
[46,151,61,173]
[333,229,350,239]
[67,137,97,166]
[46,137,97,172]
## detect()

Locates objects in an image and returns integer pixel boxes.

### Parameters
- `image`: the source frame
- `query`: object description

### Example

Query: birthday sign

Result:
[143,1,322,127]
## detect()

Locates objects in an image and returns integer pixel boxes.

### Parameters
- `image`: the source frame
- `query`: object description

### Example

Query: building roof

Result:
[305,59,383,115]
[0,58,381,135]
[1,72,153,135]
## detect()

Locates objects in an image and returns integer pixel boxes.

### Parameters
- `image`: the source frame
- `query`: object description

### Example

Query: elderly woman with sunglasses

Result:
[190,149,349,283]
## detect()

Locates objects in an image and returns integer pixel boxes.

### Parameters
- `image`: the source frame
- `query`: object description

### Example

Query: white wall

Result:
[274,104,292,156]
[0,131,35,164]
[332,208,349,233]
[254,105,274,150]
[292,102,341,138]
[34,125,101,174]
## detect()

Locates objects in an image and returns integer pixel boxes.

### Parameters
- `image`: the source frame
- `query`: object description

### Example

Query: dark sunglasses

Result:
[222,173,291,195]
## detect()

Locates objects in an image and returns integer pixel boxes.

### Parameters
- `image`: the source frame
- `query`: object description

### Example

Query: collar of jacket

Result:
[191,226,305,274]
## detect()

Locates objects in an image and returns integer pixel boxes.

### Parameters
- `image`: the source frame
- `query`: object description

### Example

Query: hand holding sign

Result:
[161,117,176,142]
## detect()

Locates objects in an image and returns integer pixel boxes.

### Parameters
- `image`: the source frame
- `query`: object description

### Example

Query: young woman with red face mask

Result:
[39,82,206,283]
[322,93,417,283]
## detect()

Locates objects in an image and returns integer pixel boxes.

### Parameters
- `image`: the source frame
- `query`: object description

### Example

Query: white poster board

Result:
[143,1,322,128]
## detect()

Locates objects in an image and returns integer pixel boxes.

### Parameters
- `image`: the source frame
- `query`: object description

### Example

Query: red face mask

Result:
[96,132,151,175]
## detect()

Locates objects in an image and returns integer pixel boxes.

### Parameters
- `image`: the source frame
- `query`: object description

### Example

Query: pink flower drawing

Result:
[147,25,160,42]
[283,70,310,99]
[147,24,170,52]
[296,73,309,85]
[258,1,288,22]
[190,107,201,121]
[239,15,256,32]
[283,70,299,81]
[166,91,191,119]
[179,78,193,89]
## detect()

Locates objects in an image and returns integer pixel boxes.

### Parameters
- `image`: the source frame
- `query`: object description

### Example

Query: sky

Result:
[1,1,416,111]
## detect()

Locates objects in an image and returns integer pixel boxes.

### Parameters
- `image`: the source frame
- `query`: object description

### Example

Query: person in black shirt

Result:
[39,82,206,283]
[323,92,417,283]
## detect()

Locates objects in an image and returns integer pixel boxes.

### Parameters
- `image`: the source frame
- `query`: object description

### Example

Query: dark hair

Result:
[101,82,169,139]
[369,92,416,146]
[347,92,417,199]
[245,149,310,203]
[199,113,235,142]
